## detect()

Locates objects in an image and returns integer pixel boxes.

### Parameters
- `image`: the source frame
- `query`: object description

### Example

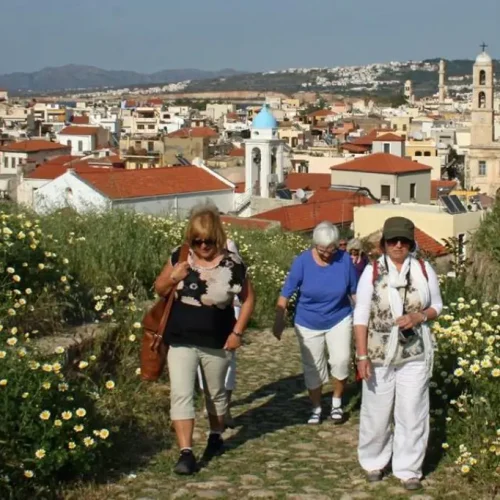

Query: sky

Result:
[1,0,499,74]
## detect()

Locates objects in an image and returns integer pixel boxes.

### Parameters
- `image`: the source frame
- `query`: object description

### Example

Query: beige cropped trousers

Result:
[168,344,230,420]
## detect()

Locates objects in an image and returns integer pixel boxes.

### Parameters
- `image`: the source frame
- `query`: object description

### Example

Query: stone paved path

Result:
[69,329,479,500]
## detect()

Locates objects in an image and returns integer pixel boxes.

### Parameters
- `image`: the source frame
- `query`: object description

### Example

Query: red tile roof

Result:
[221,215,277,230]
[415,228,448,256]
[350,130,378,146]
[431,180,457,200]
[59,126,101,136]
[25,162,111,180]
[0,140,70,153]
[167,127,218,139]
[341,143,370,154]
[331,153,431,175]
[229,147,245,157]
[76,166,232,200]
[257,196,374,232]
[308,188,371,204]
[308,109,335,118]
[71,115,90,125]
[373,133,404,142]
[46,154,80,164]
[285,173,331,191]
[234,182,245,193]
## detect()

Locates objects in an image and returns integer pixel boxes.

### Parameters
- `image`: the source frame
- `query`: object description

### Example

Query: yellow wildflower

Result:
[35,449,46,459]
[61,411,72,420]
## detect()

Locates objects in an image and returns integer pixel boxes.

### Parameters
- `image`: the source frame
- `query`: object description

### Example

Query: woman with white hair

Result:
[273,221,358,424]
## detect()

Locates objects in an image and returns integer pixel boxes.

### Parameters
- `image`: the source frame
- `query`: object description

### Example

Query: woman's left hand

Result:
[396,312,424,330]
[224,333,242,351]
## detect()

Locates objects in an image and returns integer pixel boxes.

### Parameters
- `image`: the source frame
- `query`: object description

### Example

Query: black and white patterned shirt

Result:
[164,246,247,349]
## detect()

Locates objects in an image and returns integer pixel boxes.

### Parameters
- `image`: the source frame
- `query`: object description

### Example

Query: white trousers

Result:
[295,315,353,389]
[198,305,240,392]
[358,360,430,481]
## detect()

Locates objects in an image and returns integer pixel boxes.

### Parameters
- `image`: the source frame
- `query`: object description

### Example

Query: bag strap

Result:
[372,259,379,284]
[152,243,190,350]
[417,258,428,281]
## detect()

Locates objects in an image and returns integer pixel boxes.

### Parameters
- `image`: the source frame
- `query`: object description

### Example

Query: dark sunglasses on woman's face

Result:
[192,238,216,247]
[386,237,412,246]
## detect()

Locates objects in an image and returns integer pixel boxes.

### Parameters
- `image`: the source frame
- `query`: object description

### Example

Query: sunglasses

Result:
[386,237,412,246]
[191,238,216,247]
[338,242,347,248]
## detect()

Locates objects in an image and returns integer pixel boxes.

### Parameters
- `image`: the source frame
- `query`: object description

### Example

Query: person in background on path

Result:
[338,238,348,252]
[272,221,358,425]
[198,237,241,429]
[347,238,368,279]
[353,217,443,491]
[155,203,255,475]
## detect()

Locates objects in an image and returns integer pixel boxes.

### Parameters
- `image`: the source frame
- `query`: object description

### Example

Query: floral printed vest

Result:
[368,261,425,366]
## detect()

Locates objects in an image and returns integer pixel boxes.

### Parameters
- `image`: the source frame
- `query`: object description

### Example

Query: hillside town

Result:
[0,47,499,264]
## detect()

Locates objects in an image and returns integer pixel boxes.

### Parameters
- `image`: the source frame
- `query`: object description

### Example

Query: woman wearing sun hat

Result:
[353,217,443,491]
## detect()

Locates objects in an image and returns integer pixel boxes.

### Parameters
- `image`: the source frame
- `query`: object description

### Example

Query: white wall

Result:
[396,172,431,203]
[372,140,404,157]
[113,190,235,217]
[58,134,96,155]
[34,172,110,214]
[331,170,397,200]
[17,178,48,207]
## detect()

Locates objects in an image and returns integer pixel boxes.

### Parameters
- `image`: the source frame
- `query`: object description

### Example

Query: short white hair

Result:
[312,221,340,247]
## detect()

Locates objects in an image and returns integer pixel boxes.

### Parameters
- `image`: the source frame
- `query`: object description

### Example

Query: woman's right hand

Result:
[356,359,372,380]
[170,261,190,283]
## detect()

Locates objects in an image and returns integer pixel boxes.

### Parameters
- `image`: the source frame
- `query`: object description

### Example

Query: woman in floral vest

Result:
[353,217,443,491]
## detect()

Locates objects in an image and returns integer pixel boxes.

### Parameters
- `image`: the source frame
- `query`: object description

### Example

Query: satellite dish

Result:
[296,188,307,202]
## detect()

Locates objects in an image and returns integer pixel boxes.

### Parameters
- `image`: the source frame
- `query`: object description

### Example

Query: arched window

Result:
[424,151,431,157]
[479,70,486,86]
[479,91,486,109]
[415,151,422,157]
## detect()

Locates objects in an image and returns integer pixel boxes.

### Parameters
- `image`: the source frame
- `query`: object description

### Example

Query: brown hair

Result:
[185,204,226,252]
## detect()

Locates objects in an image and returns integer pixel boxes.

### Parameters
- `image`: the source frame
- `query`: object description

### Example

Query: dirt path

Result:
[68,329,481,500]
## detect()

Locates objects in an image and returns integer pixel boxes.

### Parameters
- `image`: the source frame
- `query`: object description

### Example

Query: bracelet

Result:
[231,331,243,337]
[356,354,369,361]
[420,311,428,323]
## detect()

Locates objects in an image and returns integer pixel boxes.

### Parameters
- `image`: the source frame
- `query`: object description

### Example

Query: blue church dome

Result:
[252,104,278,129]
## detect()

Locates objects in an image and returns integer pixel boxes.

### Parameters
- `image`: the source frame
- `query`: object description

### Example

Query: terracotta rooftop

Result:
[221,215,278,231]
[167,127,218,139]
[257,196,374,232]
[285,173,331,191]
[431,180,457,200]
[415,228,448,256]
[76,166,232,200]
[374,133,405,142]
[308,188,372,204]
[341,143,370,154]
[59,126,101,136]
[229,147,245,157]
[331,153,432,175]
[25,162,112,180]
[234,182,245,193]
[0,140,70,153]
[71,115,90,125]
[308,109,335,118]
[370,227,448,257]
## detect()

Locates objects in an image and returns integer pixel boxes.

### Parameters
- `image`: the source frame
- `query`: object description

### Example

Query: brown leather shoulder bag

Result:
[140,243,189,381]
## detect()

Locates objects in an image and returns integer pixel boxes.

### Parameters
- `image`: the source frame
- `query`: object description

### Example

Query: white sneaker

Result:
[330,406,344,424]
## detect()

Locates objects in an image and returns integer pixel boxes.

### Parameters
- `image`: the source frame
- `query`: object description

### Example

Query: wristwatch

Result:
[420,311,428,323]
[231,331,243,337]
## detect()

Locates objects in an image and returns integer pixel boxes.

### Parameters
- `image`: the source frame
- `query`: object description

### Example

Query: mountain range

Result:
[0,65,244,92]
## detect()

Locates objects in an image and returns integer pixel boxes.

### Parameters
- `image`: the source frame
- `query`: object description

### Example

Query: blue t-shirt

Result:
[280,249,358,330]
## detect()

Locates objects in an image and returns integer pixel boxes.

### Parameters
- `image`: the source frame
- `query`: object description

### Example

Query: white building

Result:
[57,126,110,156]
[0,140,70,174]
[34,165,235,216]
[330,153,432,204]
